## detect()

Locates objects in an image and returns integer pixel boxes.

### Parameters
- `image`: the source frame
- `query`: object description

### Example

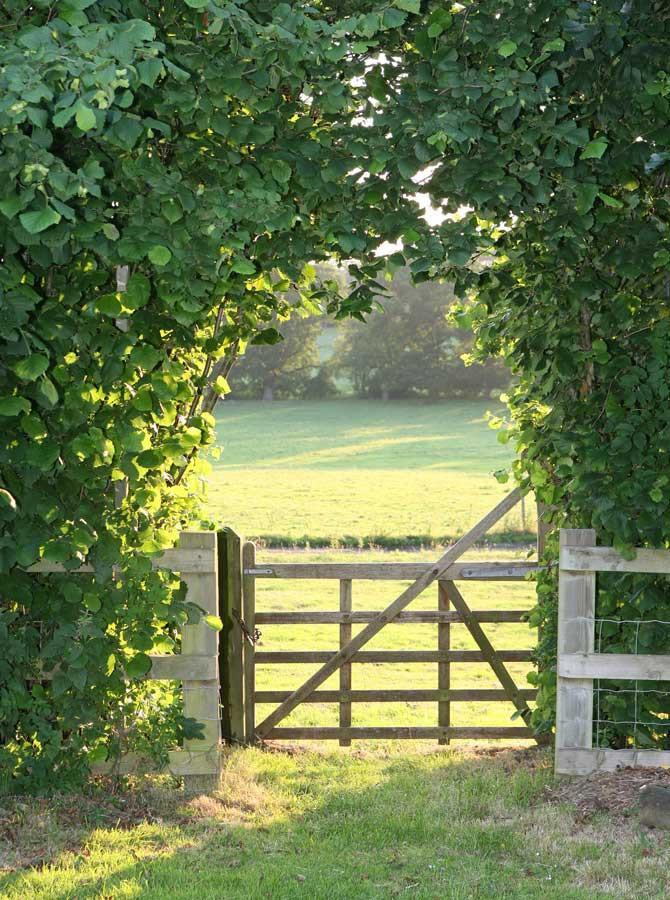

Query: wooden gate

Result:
[220,488,543,745]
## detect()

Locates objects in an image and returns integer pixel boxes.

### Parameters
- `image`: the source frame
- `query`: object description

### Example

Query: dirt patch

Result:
[544,766,670,821]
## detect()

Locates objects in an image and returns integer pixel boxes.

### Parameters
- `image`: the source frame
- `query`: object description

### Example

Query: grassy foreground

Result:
[2,747,668,900]
[205,400,535,545]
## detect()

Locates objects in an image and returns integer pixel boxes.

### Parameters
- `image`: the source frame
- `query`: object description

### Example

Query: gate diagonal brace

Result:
[255,486,528,740]
[442,583,541,744]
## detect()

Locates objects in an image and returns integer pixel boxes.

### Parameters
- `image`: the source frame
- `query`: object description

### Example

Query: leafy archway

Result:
[2,0,669,786]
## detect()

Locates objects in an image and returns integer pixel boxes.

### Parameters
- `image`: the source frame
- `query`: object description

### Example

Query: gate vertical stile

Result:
[438,580,450,745]
[243,541,257,744]
[218,528,245,744]
[339,579,353,746]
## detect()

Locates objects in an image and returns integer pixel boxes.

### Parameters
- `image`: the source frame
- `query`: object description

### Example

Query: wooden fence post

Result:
[537,500,551,559]
[219,528,245,744]
[242,541,256,743]
[339,579,353,747]
[180,531,221,793]
[438,580,450,745]
[556,528,596,772]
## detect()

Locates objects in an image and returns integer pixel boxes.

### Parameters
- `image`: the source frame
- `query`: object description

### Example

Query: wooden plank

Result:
[27,548,216,576]
[255,486,523,738]
[555,529,596,774]
[242,541,257,744]
[443,583,535,735]
[179,532,221,792]
[154,547,218,573]
[255,689,538,703]
[254,609,531,625]
[93,749,220,777]
[148,655,216,681]
[339,579,352,747]
[245,561,538,581]
[28,558,536,579]
[219,528,245,744]
[559,652,670,681]
[255,650,533,664]
[266,726,534,740]
[27,561,96,574]
[555,747,670,777]
[438,580,450,746]
[561,545,670,575]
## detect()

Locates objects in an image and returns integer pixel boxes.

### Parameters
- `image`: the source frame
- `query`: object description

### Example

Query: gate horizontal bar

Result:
[559,651,670,681]
[255,688,537,703]
[255,609,530,625]
[245,562,539,581]
[264,726,534,740]
[255,649,533,664]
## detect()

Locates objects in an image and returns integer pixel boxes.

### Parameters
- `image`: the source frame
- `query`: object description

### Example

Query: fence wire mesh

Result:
[591,616,670,750]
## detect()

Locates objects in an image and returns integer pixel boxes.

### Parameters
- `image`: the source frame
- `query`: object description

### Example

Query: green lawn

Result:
[3,747,668,899]
[204,400,535,545]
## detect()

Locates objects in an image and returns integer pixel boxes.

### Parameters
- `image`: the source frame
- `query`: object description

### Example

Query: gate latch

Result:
[232,609,261,646]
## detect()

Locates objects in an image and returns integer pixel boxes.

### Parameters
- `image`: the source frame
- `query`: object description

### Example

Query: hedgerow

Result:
[0,0,438,790]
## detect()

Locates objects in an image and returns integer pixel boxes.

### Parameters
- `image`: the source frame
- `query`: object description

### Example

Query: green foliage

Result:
[0,0,436,789]
[333,269,508,399]
[4,0,667,779]
[366,0,670,742]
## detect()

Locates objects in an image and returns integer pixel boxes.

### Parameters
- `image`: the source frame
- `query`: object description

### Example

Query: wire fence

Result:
[592,616,670,750]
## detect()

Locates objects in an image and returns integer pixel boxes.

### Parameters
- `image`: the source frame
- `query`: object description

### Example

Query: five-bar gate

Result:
[220,488,543,745]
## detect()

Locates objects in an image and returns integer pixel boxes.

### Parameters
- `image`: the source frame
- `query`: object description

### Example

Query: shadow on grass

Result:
[0,745,644,900]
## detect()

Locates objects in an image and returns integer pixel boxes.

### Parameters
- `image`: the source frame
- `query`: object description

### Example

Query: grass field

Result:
[3,747,668,899]
[204,400,535,546]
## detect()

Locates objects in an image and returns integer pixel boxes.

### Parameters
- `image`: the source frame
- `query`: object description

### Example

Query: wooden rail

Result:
[255,689,537,703]
[255,609,530,624]
[246,562,538,580]
[266,727,534,740]
[255,650,533,664]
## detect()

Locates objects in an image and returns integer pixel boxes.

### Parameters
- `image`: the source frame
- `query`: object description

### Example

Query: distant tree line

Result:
[231,269,509,401]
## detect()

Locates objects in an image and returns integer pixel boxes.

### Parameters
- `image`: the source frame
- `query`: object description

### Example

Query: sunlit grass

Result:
[204,400,535,543]
[3,747,669,900]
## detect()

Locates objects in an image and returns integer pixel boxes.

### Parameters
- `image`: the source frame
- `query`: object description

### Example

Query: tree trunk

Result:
[262,384,274,402]
[381,387,389,401]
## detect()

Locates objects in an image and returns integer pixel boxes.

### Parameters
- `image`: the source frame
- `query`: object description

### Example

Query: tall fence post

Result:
[437,580,450,745]
[556,528,596,772]
[219,528,245,744]
[180,531,221,793]
[242,541,257,743]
